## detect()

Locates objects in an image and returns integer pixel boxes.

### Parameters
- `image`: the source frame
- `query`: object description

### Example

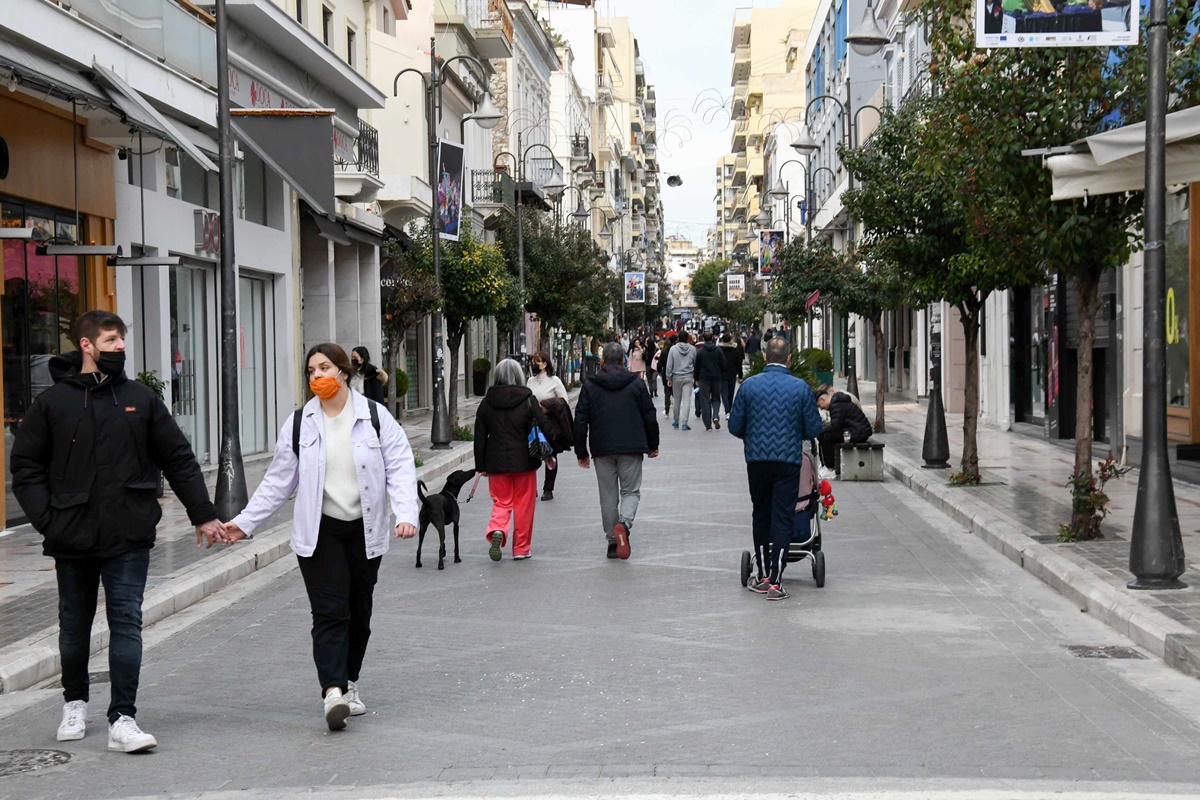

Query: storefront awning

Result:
[232,110,336,218]
[305,205,351,246]
[90,61,218,173]
[0,39,110,108]
[1047,106,1200,200]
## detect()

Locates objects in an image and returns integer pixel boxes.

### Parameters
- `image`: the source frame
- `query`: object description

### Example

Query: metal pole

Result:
[516,133,527,362]
[1129,0,1185,589]
[843,85,858,398]
[922,304,950,468]
[213,0,247,518]
[428,37,452,449]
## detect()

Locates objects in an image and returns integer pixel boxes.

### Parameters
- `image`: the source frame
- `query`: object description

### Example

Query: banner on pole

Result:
[727,273,746,301]
[975,0,1137,48]
[758,230,784,277]
[436,140,465,241]
[647,283,659,305]
[624,272,646,303]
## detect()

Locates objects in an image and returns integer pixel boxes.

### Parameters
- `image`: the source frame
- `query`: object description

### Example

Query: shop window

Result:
[1166,187,1190,408]
[180,152,213,209]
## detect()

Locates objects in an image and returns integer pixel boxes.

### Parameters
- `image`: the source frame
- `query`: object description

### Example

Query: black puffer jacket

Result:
[10,352,217,559]
[574,367,660,459]
[694,342,726,382]
[828,391,873,440]
[719,341,744,380]
[473,385,552,474]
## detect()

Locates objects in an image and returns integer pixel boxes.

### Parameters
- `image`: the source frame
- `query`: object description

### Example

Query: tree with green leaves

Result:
[689,258,731,319]
[771,239,844,337]
[404,221,515,425]
[380,234,441,418]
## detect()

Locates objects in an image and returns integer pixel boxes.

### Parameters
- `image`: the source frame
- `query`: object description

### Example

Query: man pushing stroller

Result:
[728,339,824,600]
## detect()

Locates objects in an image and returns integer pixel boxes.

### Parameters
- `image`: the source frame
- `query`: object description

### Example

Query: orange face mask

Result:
[309,375,342,400]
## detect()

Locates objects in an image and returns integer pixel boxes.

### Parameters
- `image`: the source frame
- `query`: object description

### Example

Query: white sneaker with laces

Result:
[56,700,87,741]
[345,681,366,716]
[818,466,837,481]
[107,715,157,753]
[324,688,350,730]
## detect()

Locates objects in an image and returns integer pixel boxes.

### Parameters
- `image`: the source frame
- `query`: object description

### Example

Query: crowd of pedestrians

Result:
[13,309,859,748]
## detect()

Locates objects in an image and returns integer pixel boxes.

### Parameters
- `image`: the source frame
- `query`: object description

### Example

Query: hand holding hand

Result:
[578,457,591,470]
[395,523,417,539]
[196,519,226,548]
[221,521,248,544]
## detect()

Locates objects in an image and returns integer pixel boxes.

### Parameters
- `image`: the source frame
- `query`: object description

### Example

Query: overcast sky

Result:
[595,0,752,251]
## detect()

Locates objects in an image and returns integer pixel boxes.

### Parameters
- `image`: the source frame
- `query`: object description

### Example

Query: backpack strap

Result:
[368,397,381,441]
[291,407,303,458]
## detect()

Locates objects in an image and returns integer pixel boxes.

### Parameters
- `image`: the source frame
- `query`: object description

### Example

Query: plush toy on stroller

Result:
[740,443,827,590]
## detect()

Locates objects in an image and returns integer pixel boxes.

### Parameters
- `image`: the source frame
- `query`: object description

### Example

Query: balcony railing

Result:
[471,169,516,210]
[69,0,217,87]
[571,134,590,161]
[527,157,563,189]
[597,72,614,105]
[356,119,379,177]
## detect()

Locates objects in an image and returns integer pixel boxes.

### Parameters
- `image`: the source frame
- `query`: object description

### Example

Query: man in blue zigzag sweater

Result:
[728,338,824,600]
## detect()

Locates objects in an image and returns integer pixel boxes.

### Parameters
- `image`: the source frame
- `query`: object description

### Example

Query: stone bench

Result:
[840,442,885,481]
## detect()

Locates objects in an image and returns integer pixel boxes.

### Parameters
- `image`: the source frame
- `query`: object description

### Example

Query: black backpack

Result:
[292,398,382,457]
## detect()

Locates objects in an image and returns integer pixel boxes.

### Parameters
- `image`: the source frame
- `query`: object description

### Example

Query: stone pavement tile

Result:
[437,767,497,782]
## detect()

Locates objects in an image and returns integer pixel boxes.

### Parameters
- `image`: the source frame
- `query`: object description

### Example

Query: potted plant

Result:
[135,371,168,497]
[802,348,835,387]
[393,368,410,418]
[472,357,491,397]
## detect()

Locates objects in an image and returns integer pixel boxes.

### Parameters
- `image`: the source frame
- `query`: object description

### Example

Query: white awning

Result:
[1047,106,1200,200]
[90,61,218,172]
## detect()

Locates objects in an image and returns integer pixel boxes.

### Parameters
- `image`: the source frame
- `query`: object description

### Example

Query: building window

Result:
[295,0,303,23]
[381,5,391,34]
[346,28,355,66]
[322,6,333,46]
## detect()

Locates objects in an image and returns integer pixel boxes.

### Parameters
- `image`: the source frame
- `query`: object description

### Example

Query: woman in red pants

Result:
[473,359,553,561]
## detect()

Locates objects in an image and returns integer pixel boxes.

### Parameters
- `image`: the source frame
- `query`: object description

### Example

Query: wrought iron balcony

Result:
[571,134,590,161]
[471,169,516,210]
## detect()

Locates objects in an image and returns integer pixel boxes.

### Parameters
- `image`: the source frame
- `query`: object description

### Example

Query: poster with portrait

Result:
[758,230,784,277]
[436,140,465,241]
[624,271,646,303]
[975,0,1137,48]
[727,273,746,301]
[647,282,659,306]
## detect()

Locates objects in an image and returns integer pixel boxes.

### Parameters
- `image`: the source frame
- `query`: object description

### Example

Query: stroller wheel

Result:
[813,550,826,588]
[740,551,752,587]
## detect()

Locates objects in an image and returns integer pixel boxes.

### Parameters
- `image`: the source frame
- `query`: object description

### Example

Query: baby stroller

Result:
[740,443,826,589]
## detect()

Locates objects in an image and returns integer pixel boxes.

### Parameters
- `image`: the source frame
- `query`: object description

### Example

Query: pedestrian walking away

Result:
[745,329,762,360]
[646,335,660,397]
[665,331,697,430]
[728,338,824,600]
[574,342,660,560]
[528,351,569,501]
[693,330,726,431]
[223,343,419,731]
[718,332,745,418]
[658,333,677,416]
[10,310,226,753]
[473,359,554,561]
[350,346,388,404]
[815,387,873,479]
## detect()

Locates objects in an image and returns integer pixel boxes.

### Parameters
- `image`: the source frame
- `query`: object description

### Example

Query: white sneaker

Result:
[818,467,837,481]
[345,681,366,716]
[107,715,157,753]
[56,700,87,741]
[324,688,350,730]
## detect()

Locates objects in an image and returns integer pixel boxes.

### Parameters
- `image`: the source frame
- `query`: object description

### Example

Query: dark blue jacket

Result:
[727,364,823,464]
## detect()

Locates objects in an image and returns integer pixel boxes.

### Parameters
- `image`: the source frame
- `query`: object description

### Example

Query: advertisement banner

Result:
[727,273,745,301]
[758,230,784,277]
[436,141,465,241]
[975,0,1137,48]
[647,283,659,305]
[624,272,646,303]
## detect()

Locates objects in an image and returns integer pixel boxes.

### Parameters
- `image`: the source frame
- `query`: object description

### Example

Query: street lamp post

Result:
[1129,0,1186,589]
[213,0,247,519]
[394,37,501,450]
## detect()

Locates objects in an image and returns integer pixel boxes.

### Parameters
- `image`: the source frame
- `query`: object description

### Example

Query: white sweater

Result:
[528,373,568,404]
[321,399,363,521]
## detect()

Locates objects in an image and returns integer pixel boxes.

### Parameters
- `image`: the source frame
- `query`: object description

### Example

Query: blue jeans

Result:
[56,547,151,724]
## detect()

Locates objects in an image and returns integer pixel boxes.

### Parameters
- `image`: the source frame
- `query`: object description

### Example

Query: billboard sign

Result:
[727,273,745,301]
[758,230,784,277]
[436,140,465,241]
[624,272,646,303]
[976,0,1137,48]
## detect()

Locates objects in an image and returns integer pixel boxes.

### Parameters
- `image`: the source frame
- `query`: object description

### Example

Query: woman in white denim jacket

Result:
[223,343,418,732]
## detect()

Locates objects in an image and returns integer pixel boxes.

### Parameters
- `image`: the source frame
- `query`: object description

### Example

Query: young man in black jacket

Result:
[10,311,225,753]
[815,387,874,476]
[574,342,660,560]
[693,330,726,431]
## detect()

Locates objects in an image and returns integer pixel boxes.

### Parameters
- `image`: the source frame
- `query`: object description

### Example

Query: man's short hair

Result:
[678,331,690,344]
[602,342,625,366]
[814,387,831,402]
[73,310,127,349]
[703,330,714,343]
[764,337,790,365]
[721,333,732,343]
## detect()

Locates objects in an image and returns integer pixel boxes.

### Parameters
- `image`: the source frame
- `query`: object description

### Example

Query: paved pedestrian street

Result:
[6,419,1200,799]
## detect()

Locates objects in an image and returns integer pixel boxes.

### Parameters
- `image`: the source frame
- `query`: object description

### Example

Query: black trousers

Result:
[819,427,871,470]
[698,380,722,429]
[296,516,381,696]
[542,458,558,492]
[746,461,801,585]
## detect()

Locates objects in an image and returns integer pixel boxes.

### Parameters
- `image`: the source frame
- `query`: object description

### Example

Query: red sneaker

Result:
[613,523,631,560]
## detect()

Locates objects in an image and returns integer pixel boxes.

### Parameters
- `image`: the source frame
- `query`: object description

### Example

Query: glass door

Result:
[238,275,272,454]
[169,264,212,464]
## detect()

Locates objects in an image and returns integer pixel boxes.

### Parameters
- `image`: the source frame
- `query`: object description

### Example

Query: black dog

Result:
[415,469,476,570]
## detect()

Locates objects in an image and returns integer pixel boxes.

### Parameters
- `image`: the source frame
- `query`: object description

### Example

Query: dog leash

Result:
[464,473,482,503]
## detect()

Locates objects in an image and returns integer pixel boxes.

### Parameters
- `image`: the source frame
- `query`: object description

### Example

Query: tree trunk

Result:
[386,329,399,419]
[959,297,984,478]
[1072,270,1102,528]
[872,311,887,433]
[447,327,464,430]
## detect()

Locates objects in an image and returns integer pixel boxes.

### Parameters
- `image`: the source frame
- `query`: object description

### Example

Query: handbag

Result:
[527,398,555,461]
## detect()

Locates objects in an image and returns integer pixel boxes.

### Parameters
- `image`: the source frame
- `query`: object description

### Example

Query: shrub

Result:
[413,451,425,468]
[135,370,167,401]
[473,357,491,373]
[744,352,818,390]
[801,348,834,372]
[393,369,410,399]
[949,471,983,487]
[1058,456,1132,542]
[453,425,474,442]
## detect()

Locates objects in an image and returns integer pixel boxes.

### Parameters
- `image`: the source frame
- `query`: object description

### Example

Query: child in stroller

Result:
[740,444,827,589]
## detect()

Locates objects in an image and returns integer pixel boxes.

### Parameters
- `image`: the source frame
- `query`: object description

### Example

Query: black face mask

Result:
[531,365,543,375]
[96,350,126,378]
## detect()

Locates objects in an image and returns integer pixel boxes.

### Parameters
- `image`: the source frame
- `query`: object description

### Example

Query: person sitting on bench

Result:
[815,387,873,478]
